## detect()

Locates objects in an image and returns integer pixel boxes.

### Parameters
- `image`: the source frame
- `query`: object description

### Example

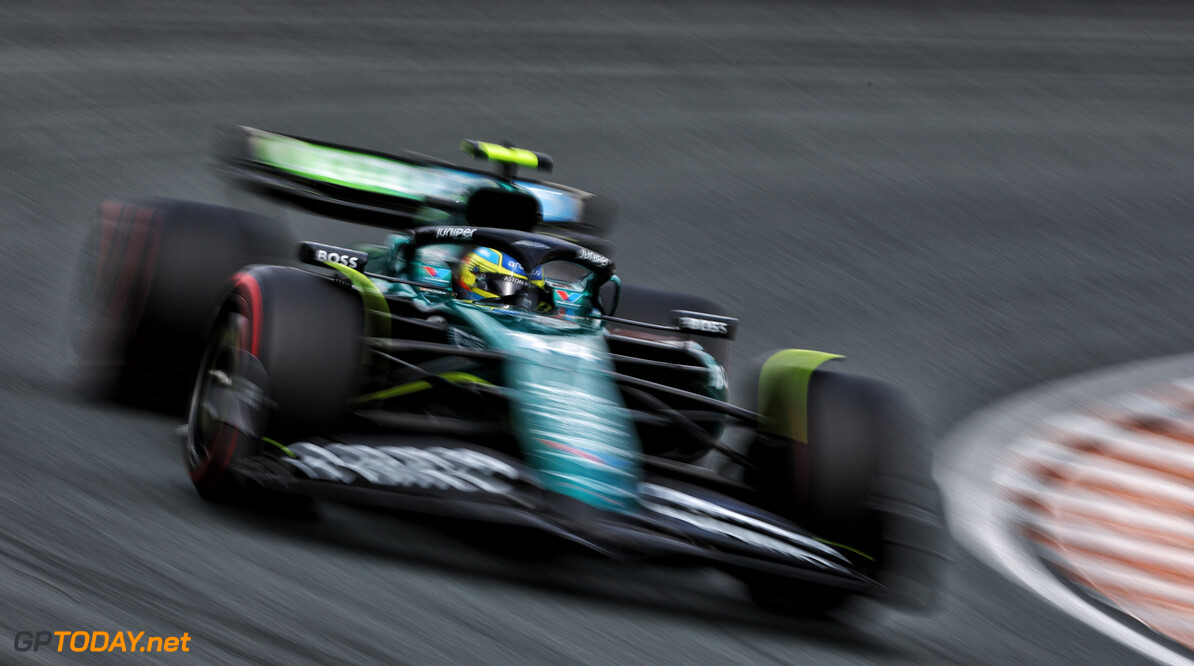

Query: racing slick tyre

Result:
[740,357,899,616]
[186,266,363,502]
[606,284,730,370]
[70,198,292,412]
[604,284,733,462]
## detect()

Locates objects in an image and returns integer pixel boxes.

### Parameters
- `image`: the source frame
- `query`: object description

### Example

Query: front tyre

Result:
[186,267,363,501]
[741,359,901,616]
[186,307,268,501]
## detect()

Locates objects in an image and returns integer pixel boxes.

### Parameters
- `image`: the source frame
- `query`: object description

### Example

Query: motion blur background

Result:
[3,1,1193,663]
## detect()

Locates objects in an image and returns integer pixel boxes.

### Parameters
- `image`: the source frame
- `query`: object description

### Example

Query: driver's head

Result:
[452,247,554,312]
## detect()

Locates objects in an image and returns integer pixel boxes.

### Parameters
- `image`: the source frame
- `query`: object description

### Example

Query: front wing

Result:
[226,435,879,593]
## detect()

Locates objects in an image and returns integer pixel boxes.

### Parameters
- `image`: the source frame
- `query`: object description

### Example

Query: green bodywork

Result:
[248,129,499,203]
[455,306,642,513]
[324,238,829,516]
[336,234,724,514]
[239,127,584,224]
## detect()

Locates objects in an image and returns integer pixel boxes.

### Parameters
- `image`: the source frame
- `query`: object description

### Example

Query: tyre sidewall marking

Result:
[189,275,260,490]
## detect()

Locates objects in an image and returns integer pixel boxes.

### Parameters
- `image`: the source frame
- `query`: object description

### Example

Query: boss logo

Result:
[299,242,368,271]
[315,250,361,268]
[435,227,476,240]
[672,310,738,340]
[678,317,727,334]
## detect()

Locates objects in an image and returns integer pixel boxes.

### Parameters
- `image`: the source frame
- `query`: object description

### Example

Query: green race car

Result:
[72,127,945,616]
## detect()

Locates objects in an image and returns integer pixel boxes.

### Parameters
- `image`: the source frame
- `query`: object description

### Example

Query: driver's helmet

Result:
[452,247,554,313]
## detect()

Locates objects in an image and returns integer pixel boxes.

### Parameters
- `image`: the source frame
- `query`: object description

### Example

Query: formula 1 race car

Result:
[72,127,945,615]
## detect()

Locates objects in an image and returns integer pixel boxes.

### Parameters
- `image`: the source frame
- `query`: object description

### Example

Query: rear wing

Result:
[220,126,607,234]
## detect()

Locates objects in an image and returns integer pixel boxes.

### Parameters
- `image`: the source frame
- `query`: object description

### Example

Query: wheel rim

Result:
[186,311,246,472]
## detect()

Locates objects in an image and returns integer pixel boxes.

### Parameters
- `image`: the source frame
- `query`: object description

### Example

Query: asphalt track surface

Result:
[3,1,1194,663]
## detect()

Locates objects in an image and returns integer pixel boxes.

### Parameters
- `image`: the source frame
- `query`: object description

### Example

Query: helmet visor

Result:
[477,273,528,298]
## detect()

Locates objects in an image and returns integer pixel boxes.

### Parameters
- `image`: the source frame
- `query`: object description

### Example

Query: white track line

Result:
[937,353,1194,666]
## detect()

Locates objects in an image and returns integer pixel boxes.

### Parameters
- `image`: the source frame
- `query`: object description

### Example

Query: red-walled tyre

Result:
[70,198,292,412]
[186,266,363,501]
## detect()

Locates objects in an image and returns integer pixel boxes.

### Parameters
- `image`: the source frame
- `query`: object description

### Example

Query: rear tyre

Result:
[186,266,363,502]
[606,284,730,370]
[741,364,898,616]
[605,284,733,461]
[71,199,292,412]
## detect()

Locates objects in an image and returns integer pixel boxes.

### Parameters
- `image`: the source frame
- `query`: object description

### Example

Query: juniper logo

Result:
[13,631,191,653]
[434,227,476,240]
[575,247,609,267]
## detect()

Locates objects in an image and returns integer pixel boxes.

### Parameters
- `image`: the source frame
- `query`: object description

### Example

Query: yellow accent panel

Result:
[464,141,539,168]
[757,349,843,443]
[323,261,391,341]
[351,372,492,403]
